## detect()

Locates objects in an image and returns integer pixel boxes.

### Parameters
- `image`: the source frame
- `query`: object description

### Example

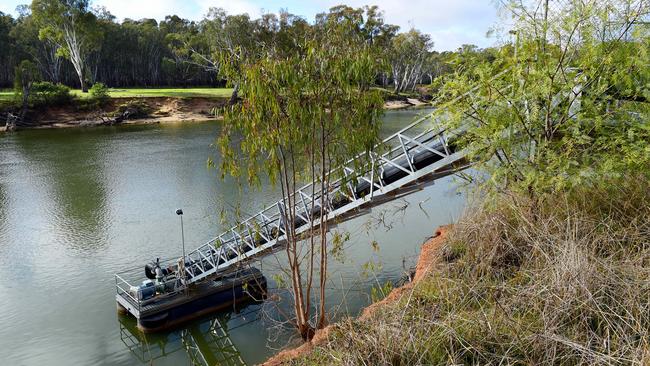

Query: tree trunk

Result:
[317,127,328,329]
[20,84,30,121]
[80,75,88,93]
[229,83,239,105]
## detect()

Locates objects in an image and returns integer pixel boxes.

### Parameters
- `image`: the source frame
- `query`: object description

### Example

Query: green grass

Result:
[0,89,13,102]
[72,87,233,99]
[0,87,232,102]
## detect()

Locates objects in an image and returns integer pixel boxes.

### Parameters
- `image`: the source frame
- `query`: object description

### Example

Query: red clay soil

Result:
[261,225,451,366]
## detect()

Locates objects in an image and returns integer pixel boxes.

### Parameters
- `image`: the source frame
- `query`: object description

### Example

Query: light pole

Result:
[176,208,187,292]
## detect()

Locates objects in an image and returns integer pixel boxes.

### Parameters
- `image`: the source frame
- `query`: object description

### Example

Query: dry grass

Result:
[293,178,650,365]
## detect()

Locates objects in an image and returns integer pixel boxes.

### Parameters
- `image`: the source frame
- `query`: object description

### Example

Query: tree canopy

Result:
[0,4,481,93]
[439,0,650,195]
[31,0,102,91]
[216,10,384,340]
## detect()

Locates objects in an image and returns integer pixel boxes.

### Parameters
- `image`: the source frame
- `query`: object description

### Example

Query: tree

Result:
[389,29,433,93]
[31,0,102,92]
[11,10,63,83]
[217,17,384,340]
[316,5,399,86]
[187,8,258,104]
[13,59,40,124]
[0,12,19,87]
[440,0,650,196]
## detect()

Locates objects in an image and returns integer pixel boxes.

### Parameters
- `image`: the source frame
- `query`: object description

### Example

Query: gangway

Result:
[178,113,467,284]
[115,110,470,321]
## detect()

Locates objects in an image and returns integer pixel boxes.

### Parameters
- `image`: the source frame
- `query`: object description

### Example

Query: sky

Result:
[0,0,501,51]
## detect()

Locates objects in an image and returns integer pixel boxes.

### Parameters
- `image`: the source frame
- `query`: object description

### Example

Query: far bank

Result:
[0,93,431,132]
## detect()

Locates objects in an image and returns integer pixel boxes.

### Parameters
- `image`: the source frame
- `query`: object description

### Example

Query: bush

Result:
[30,82,73,107]
[112,100,151,120]
[89,82,110,104]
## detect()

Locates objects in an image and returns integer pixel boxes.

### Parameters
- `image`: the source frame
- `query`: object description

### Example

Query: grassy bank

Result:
[0,90,12,102]
[2,87,424,102]
[293,179,650,365]
[0,87,233,102]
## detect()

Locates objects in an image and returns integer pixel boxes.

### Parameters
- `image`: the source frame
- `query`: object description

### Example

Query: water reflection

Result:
[11,129,111,252]
[119,306,260,366]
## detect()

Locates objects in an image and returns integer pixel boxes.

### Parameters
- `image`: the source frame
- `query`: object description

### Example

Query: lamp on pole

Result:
[176,208,187,291]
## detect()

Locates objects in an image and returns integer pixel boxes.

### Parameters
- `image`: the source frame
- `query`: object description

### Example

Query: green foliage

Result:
[0,4,456,94]
[217,14,384,337]
[217,22,384,186]
[360,260,383,279]
[112,100,151,119]
[370,281,393,302]
[13,59,40,94]
[30,82,72,106]
[89,82,109,104]
[329,231,350,263]
[31,0,102,91]
[439,0,650,195]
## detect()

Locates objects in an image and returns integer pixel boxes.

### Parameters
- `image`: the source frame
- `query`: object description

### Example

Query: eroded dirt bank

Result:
[2,96,431,132]
[6,97,227,130]
[261,225,451,366]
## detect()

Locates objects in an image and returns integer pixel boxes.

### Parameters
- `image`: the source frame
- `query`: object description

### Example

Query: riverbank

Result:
[4,97,225,130]
[0,95,430,132]
[262,225,451,366]
[384,97,430,110]
[281,180,650,365]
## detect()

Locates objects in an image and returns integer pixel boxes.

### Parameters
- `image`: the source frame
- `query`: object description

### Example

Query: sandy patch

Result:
[383,98,430,110]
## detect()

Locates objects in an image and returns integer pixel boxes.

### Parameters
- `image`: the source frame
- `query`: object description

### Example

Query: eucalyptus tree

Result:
[439,0,650,196]
[316,5,399,86]
[389,29,434,93]
[217,17,384,339]
[422,51,451,85]
[13,60,40,123]
[31,0,102,92]
[315,5,399,47]
[10,11,63,83]
[206,9,260,104]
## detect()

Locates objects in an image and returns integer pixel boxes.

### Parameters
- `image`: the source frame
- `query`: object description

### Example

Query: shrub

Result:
[30,82,73,107]
[112,100,151,120]
[89,82,110,104]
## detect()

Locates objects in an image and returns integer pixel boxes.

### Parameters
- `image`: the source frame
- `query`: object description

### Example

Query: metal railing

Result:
[115,257,188,313]
[178,112,467,284]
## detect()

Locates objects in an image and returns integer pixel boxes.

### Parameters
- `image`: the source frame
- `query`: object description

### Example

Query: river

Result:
[0,108,465,365]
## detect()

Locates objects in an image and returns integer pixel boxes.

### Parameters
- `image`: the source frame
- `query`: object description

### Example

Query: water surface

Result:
[0,108,465,365]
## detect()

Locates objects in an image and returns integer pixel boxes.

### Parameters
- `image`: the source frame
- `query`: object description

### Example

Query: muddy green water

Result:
[0,108,465,365]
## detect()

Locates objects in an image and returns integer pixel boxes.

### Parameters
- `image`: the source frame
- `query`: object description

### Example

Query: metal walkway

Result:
[179,112,468,285]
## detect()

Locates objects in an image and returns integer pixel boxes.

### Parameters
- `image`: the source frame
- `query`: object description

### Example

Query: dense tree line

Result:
[0,3,217,88]
[0,0,489,92]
